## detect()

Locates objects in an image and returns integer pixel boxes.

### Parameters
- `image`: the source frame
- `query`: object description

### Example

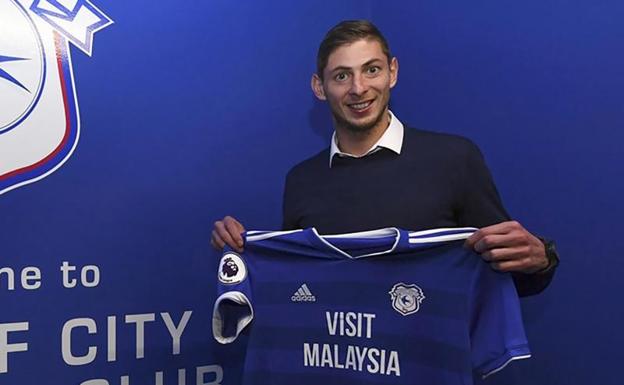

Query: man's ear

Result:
[389,57,399,89]
[311,73,326,100]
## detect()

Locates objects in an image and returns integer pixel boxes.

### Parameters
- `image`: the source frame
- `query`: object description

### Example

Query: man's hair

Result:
[316,20,392,79]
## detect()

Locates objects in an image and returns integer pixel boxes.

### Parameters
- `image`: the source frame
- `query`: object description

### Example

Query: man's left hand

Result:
[464,221,548,274]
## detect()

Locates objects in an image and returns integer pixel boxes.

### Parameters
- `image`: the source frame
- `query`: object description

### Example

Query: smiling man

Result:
[212,20,558,296]
[311,38,398,151]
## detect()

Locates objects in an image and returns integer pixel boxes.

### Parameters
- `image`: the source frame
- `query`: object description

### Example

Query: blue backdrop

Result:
[1,1,622,384]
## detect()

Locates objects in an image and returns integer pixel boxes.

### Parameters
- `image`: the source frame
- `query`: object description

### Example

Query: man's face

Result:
[312,39,398,134]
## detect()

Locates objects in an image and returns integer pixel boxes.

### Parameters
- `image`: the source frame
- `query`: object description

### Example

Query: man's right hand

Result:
[211,216,246,252]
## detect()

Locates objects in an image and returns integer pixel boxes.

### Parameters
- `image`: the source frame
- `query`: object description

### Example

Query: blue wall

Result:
[1,1,622,384]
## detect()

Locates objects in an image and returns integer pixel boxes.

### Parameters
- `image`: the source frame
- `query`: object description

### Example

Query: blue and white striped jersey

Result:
[213,227,530,385]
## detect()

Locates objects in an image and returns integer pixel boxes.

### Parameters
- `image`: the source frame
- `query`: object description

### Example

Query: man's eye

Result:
[335,73,348,81]
[367,66,380,74]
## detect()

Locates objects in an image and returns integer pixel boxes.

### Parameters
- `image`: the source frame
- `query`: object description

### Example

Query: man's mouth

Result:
[347,100,374,111]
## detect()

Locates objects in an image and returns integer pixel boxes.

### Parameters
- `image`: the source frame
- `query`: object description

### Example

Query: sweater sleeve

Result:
[282,168,299,230]
[455,139,556,297]
[454,139,510,228]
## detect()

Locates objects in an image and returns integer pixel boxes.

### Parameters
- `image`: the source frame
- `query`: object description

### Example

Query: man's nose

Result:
[349,73,368,96]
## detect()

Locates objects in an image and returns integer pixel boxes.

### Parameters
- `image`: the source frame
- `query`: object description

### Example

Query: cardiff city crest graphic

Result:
[389,282,425,316]
[0,0,112,195]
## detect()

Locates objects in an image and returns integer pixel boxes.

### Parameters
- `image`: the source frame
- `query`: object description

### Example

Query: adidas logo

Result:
[291,283,316,302]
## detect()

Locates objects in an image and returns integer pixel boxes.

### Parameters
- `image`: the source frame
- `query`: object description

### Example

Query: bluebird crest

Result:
[0,0,112,196]
[30,0,113,56]
[0,55,31,92]
[389,283,425,316]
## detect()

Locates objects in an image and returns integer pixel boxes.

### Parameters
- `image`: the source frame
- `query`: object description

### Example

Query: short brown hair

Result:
[316,20,392,78]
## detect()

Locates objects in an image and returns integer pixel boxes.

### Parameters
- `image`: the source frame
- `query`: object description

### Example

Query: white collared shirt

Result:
[329,110,404,167]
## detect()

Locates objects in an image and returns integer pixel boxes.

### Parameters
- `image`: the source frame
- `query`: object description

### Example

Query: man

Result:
[212,20,558,296]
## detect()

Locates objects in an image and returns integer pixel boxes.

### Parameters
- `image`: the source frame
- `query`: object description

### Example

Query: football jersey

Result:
[213,227,530,385]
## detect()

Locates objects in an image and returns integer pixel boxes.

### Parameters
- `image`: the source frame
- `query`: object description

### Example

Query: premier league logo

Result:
[221,257,239,277]
[218,253,247,285]
[389,283,425,316]
[0,0,112,195]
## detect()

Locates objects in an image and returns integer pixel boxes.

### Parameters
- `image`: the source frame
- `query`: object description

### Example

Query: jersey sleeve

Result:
[468,260,531,378]
[212,249,254,344]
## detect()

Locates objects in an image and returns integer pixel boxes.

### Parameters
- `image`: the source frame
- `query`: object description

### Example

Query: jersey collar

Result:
[307,227,403,259]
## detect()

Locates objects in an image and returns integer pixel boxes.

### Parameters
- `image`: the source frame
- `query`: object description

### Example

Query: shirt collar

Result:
[329,110,404,167]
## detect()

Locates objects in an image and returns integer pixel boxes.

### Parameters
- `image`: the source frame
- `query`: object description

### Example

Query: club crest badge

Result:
[218,253,247,285]
[0,0,112,195]
[389,283,425,316]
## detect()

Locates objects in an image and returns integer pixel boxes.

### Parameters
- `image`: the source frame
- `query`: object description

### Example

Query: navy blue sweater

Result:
[282,127,553,296]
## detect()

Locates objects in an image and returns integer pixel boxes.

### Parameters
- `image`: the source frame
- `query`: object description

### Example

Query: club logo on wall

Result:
[0,0,112,195]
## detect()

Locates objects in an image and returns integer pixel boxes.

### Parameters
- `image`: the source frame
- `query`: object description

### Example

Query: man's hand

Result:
[211,216,245,252]
[464,221,548,274]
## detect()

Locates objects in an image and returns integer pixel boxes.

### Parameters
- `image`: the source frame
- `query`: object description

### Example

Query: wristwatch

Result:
[537,238,560,274]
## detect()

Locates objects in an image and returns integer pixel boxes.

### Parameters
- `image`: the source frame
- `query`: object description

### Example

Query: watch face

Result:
[545,240,559,267]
